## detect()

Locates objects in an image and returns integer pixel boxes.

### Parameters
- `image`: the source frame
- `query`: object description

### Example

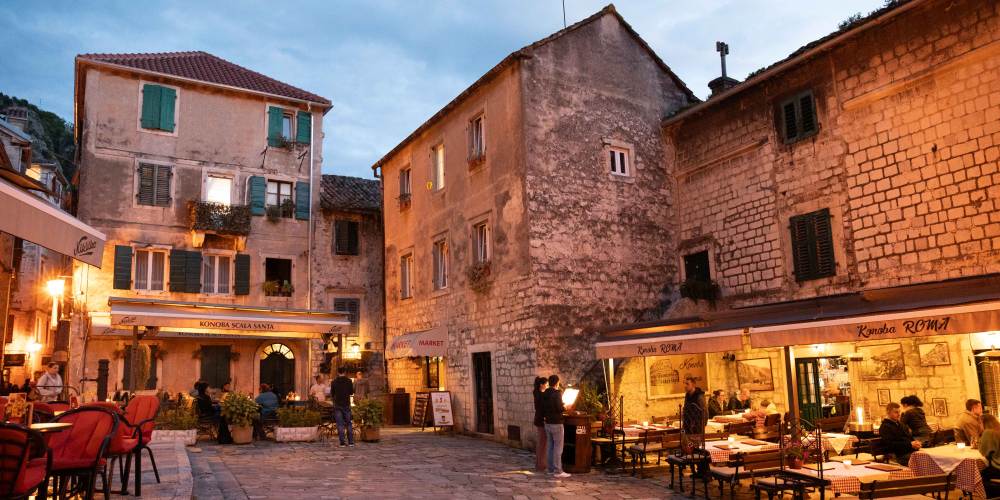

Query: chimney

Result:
[3,107,30,133]
[708,41,740,97]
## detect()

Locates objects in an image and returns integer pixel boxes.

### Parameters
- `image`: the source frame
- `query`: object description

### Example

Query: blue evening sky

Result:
[0,1,883,179]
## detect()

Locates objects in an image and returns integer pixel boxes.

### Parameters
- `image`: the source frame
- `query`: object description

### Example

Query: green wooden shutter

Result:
[799,93,816,135]
[141,84,162,129]
[159,87,176,132]
[136,164,155,205]
[168,249,187,292]
[296,111,311,144]
[813,209,835,278]
[267,106,284,146]
[185,251,202,293]
[294,181,310,220]
[153,165,171,206]
[782,101,798,141]
[790,209,835,282]
[113,245,133,289]
[234,254,251,295]
[249,176,266,215]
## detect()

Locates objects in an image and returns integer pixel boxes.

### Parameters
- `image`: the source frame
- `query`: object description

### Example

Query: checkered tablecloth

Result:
[622,425,674,438]
[909,449,986,499]
[783,433,859,455]
[794,463,915,494]
[706,439,779,463]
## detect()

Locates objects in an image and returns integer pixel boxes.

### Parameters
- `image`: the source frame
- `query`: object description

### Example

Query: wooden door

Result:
[260,352,295,400]
[796,358,822,424]
[200,345,231,390]
[472,352,494,434]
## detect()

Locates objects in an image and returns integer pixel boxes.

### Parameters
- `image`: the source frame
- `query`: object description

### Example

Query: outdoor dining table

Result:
[705,438,779,463]
[29,422,73,434]
[909,443,986,499]
[792,461,915,494]
[784,432,859,456]
[622,424,674,438]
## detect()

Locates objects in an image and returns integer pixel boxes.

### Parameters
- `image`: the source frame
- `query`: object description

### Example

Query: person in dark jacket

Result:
[708,390,727,418]
[541,374,570,477]
[532,376,548,472]
[331,367,355,447]
[900,395,933,444]
[728,388,752,412]
[880,402,922,465]
[682,376,707,435]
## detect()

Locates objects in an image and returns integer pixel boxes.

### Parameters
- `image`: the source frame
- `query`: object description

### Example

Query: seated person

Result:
[956,399,985,445]
[744,399,778,427]
[309,375,328,401]
[728,388,752,412]
[880,402,921,465]
[900,395,933,444]
[708,389,728,418]
[194,381,215,419]
[979,415,1000,497]
[255,384,279,419]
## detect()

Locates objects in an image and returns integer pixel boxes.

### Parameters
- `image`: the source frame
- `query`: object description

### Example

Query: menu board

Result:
[412,392,431,428]
[430,391,454,427]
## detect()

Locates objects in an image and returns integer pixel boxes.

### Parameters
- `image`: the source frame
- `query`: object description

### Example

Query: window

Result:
[609,147,629,176]
[780,91,818,143]
[468,115,485,162]
[140,84,176,132]
[683,251,711,283]
[424,356,440,389]
[790,208,836,282]
[334,220,360,255]
[432,144,445,190]
[473,222,490,264]
[281,112,294,140]
[399,168,412,196]
[134,249,167,291]
[202,254,232,294]
[266,180,293,217]
[432,239,448,290]
[136,163,171,207]
[204,176,232,205]
[333,298,360,335]
[264,258,293,296]
[400,253,413,299]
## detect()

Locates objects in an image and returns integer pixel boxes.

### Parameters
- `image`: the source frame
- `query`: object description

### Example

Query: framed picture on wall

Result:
[931,398,948,417]
[736,358,774,391]
[877,388,891,406]
[644,354,707,400]
[858,343,906,381]
[917,342,951,366]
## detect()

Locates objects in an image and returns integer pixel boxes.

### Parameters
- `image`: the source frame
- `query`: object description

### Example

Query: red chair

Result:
[46,407,118,499]
[120,395,161,495]
[0,423,50,499]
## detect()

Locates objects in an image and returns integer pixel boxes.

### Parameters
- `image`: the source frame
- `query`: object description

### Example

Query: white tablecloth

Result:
[918,443,984,473]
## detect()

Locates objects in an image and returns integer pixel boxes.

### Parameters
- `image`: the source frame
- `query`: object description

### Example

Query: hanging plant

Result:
[465,261,492,294]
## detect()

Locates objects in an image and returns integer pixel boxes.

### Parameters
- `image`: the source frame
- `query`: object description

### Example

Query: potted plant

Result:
[275,407,322,442]
[220,392,259,444]
[353,398,384,442]
[152,405,199,446]
[280,280,294,296]
[280,198,296,218]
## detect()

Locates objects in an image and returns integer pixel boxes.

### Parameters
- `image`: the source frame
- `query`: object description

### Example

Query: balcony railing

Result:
[188,201,251,236]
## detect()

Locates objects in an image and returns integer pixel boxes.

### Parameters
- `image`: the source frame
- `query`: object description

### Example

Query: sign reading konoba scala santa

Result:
[110,311,346,334]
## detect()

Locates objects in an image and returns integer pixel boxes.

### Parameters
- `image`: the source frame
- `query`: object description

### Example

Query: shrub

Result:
[352,398,384,428]
[155,406,198,430]
[277,406,321,427]
[220,392,260,427]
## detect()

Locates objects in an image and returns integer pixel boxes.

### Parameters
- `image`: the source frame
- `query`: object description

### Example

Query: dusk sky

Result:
[0,0,884,179]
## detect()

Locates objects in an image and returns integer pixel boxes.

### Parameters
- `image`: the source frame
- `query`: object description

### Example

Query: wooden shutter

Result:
[234,253,251,295]
[267,106,284,146]
[113,245,133,289]
[185,251,202,293]
[249,176,266,215]
[141,84,161,129]
[799,93,816,135]
[335,220,359,255]
[136,164,155,205]
[782,101,798,141]
[168,249,187,292]
[790,209,835,281]
[294,181,310,220]
[333,298,360,333]
[159,87,176,132]
[153,165,171,206]
[813,209,835,278]
[296,111,311,144]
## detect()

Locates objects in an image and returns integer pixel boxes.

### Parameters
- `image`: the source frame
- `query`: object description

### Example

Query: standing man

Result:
[354,370,368,401]
[682,375,707,435]
[331,367,355,447]
[542,374,570,478]
[36,363,63,401]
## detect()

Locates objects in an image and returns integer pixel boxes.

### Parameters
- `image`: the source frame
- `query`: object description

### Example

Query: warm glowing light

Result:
[856,406,864,424]
[350,342,361,355]
[957,442,966,449]
[642,421,649,428]
[342,342,362,360]
[562,387,580,407]
[843,460,853,467]
[46,279,65,298]
[26,341,43,354]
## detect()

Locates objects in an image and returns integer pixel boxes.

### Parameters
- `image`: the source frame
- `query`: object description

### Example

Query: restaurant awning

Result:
[386,328,447,359]
[0,175,106,267]
[101,297,350,339]
[595,329,744,359]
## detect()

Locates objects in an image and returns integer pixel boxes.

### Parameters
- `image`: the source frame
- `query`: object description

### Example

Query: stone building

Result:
[601,0,1000,427]
[70,51,354,399]
[375,6,697,442]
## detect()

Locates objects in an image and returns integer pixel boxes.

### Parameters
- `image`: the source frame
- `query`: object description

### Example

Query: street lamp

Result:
[46,278,65,328]
[343,342,362,360]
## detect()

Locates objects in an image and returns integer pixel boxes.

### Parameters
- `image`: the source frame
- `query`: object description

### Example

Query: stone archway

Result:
[258,343,295,400]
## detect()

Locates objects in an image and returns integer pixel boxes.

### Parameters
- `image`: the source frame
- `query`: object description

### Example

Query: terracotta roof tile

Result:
[320,174,381,213]
[77,51,330,105]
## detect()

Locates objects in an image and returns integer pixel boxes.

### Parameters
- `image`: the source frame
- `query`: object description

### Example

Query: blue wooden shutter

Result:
[267,106,283,146]
[168,249,187,292]
[185,251,202,293]
[159,87,176,132]
[249,176,266,215]
[296,112,311,144]
[294,181,310,220]
[113,245,133,290]
[234,254,251,295]
[141,85,161,129]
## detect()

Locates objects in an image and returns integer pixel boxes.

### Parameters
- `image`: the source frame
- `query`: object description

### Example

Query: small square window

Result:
[683,251,711,283]
[399,167,412,210]
[473,222,490,264]
[780,91,818,143]
[202,254,232,294]
[790,208,836,281]
[266,180,294,217]
[204,176,232,205]
[468,115,485,163]
[134,249,167,291]
[400,253,413,299]
[432,239,448,290]
[281,112,294,140]
[334,220,360,255]
[609,148,629,176]
[432,144,445,190]
[264,258,293,296]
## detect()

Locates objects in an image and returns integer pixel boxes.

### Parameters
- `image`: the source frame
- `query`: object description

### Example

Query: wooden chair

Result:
[929,428,955,447]
[763,413,781,427]
[710,449,783,498]
[815,415,849,433]
[854,472,953,499]
[853,437,892,463]
[727,420,755,436]
[627,428,666,476]
[755,425,782,442]
[667,434,710,494]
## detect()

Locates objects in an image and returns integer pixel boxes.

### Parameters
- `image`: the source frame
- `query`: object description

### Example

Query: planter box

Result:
[151,429,197,446]
[275,426,319,442]
[360,426,380,442]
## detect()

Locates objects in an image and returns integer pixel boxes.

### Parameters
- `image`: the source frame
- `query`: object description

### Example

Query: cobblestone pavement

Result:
[188,427,707,499]
[116,441,193,499]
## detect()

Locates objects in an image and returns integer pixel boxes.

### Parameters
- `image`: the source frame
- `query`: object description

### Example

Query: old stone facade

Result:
[378,7,696,442]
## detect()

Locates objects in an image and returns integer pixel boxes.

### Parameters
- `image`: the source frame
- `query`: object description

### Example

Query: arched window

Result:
[260,343,294,360]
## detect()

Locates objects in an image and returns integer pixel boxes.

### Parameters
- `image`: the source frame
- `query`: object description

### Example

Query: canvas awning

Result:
[386,328,447,359]
[102,297,350,339]
[0,176,106,267]
[595,329,744,359]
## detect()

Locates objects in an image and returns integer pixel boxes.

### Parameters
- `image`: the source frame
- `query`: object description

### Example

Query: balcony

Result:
[188,201,251,249]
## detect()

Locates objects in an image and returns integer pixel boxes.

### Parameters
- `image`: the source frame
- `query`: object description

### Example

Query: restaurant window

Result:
[136,163,172,207]
[400,253,413,299]
[134,249,167,291]
[468,114,485,163]
[432,239,448,290]
[683,251,711,283]
[333,298,360,335]
[432,144,445,190]
[202,254,232,294]
[608,147,629,176]
[472,222,489,264]
[204,175,232,205]
[266,180,294,217]
[780,90,818,143]
[424,356,440,389]
[334,220,360,255]
[790,208,835,282]
[264,258,293,296]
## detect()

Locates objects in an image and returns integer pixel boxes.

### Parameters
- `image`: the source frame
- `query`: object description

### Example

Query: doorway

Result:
[796,356,852,423]
[472,352,494,434]
[259,343,295,399]
[200,346,231,390]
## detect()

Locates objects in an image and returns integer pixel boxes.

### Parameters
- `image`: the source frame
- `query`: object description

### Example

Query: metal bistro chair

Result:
[45,406,119,500]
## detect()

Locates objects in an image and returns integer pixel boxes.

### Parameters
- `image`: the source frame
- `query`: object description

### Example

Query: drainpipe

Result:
[307,105,315,311]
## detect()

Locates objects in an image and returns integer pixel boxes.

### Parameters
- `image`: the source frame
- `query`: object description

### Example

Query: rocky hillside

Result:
[0,92,75,178]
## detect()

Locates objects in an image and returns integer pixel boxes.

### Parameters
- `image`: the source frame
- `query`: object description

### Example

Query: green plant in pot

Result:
[155,407,198,430]
[352,398,385,442]
[277,407,321,428]
[221,392,260,444]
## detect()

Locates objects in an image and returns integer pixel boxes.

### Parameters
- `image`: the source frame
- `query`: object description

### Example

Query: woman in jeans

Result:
[533,377,548,472]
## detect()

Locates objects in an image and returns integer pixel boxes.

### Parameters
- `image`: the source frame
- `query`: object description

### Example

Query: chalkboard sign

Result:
[412,392,432,428]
